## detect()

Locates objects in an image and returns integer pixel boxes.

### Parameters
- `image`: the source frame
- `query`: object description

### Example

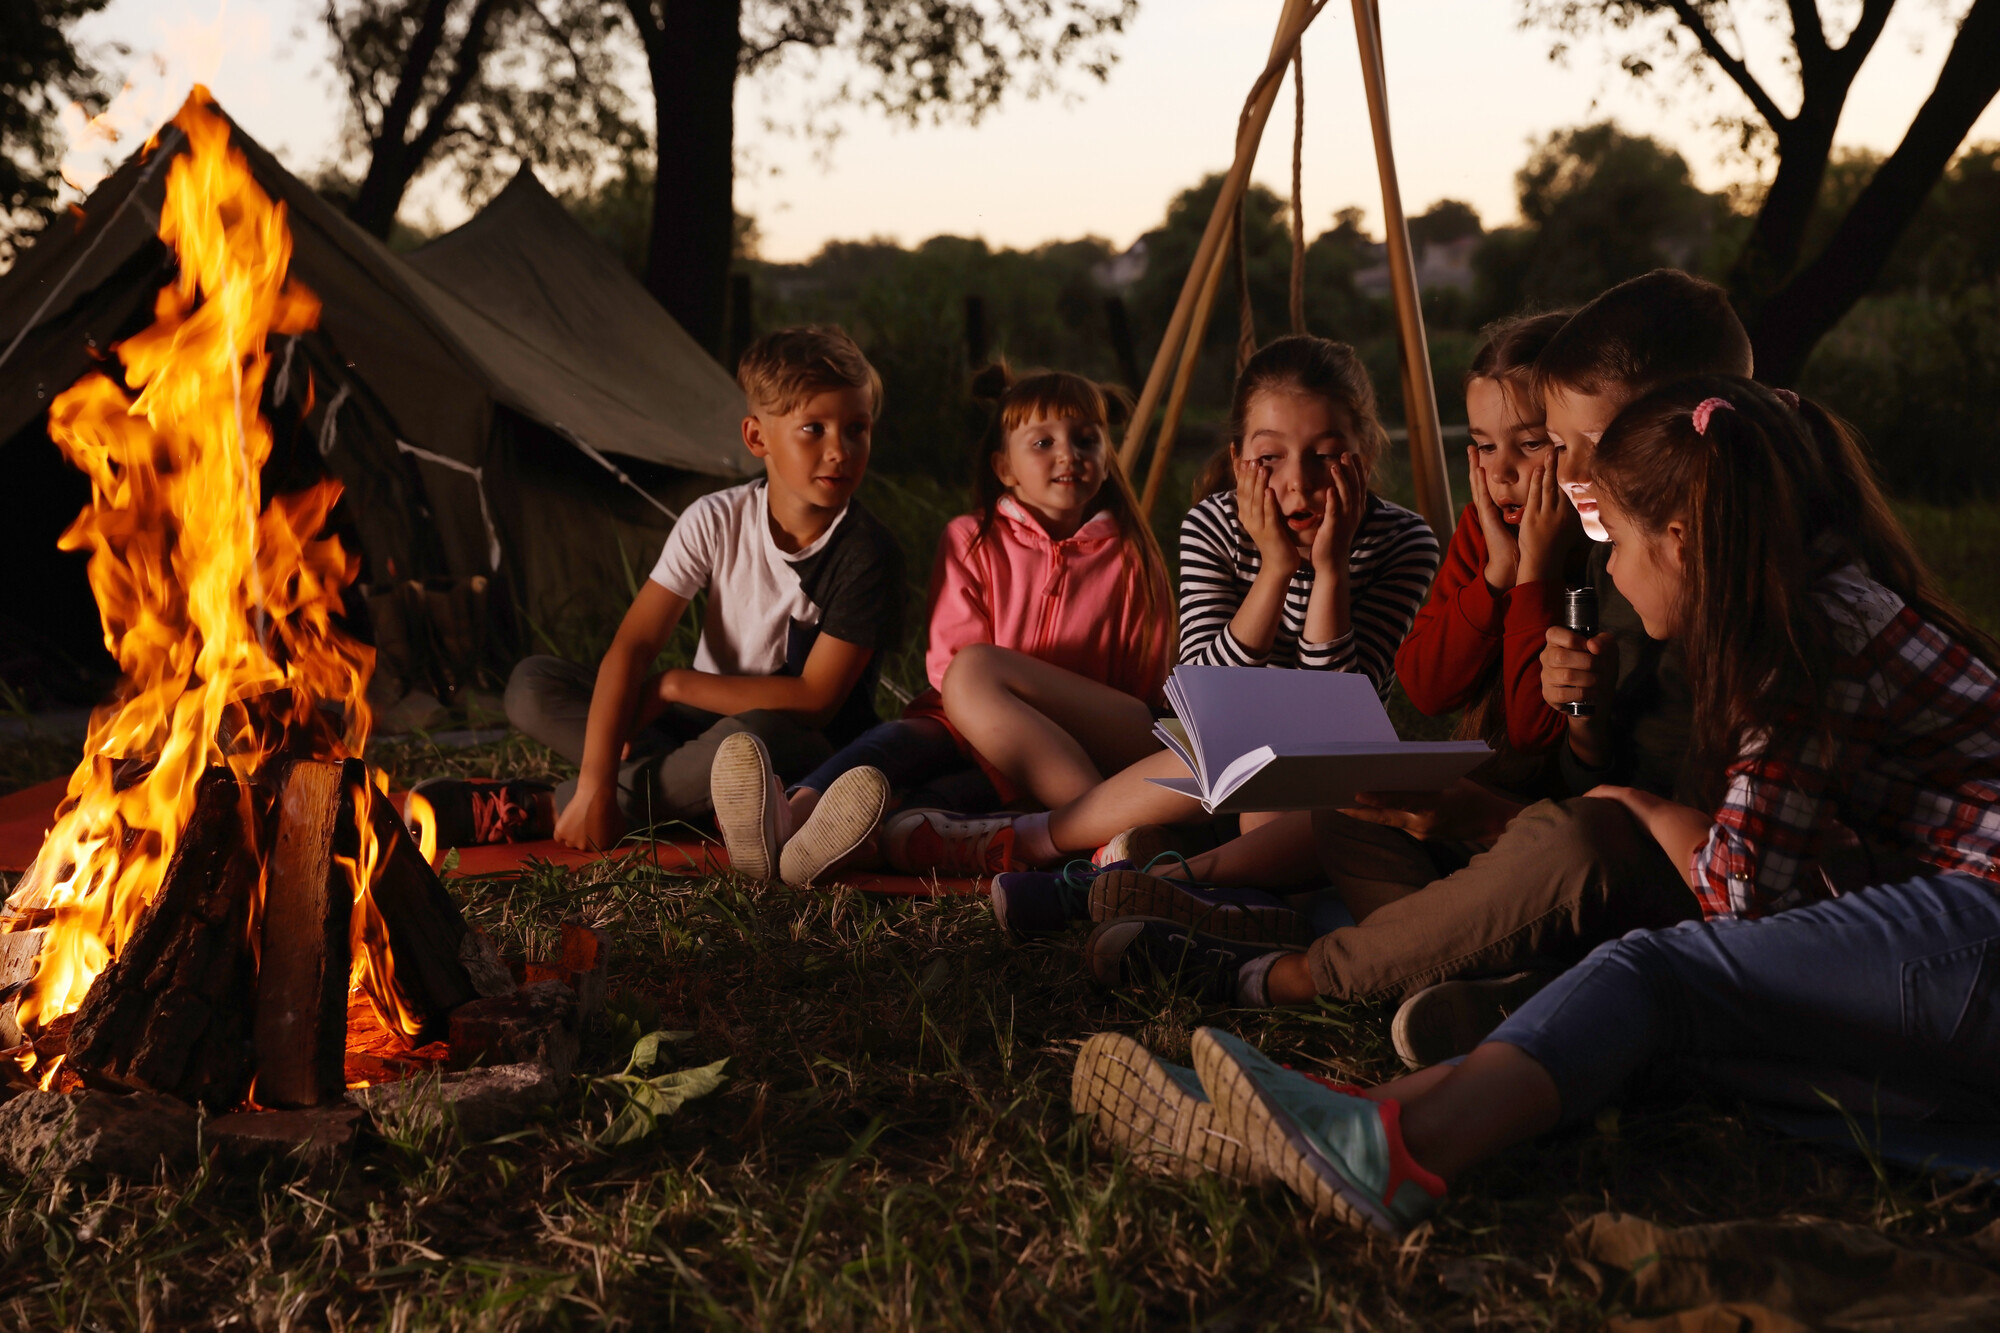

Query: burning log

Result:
[251,759,358,1108]
[66,768,268,1110]
[355,783,479,1042]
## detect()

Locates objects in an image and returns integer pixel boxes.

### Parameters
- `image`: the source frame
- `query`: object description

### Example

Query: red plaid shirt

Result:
[1693,565,2000,919]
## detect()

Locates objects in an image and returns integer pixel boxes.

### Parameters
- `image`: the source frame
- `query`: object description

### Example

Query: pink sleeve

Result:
[925,517,995,690]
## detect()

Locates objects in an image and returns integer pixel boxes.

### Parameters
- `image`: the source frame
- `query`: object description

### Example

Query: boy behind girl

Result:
[1108,271,1753,1063]
[448,327,903,851]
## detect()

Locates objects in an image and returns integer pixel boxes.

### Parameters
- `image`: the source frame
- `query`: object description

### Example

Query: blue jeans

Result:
[792,718,1001,813]
[1489,873,2000,1123]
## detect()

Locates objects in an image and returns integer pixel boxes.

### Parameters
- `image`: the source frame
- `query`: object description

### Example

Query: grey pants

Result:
[504,655,833,825]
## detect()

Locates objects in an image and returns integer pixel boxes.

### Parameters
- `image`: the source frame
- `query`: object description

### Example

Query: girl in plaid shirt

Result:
[1074,378,2000,1237]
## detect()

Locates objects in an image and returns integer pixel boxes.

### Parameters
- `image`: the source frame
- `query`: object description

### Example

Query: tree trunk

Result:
[1725,108,1839,327]
[348,0,505,238]
[1749,0,2000,384]
[630,0,741,356]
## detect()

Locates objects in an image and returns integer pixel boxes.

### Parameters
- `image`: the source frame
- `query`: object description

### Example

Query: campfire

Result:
[0,90,489,1114]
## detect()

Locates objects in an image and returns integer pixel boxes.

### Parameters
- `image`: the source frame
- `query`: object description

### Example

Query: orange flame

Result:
[342,781,426,1044]
[405,791,440,868]
[5,89,374,1033]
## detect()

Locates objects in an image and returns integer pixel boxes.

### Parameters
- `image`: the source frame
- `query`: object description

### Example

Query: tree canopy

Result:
[0,0,107,263]
[1521,0,2000,381]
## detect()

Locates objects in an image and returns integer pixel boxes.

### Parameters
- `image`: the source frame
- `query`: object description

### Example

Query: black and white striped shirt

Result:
[1178,491,1440,698]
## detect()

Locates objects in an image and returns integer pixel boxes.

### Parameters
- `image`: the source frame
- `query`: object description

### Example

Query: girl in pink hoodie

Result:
[722,365,1174,885]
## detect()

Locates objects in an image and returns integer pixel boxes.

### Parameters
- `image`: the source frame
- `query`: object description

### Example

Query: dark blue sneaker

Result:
[1083,917,1300,1003]
[1088,869,1308,944]
[991,860,1131,937]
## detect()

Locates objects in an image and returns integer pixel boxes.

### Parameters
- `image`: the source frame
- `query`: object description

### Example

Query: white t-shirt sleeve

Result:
[648,490,727,599]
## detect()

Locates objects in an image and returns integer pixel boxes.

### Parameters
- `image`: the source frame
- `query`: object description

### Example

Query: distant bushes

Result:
[1801,283,2000,501]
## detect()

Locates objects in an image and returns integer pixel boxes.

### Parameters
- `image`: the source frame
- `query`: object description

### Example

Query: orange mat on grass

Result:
[0,776,978,898]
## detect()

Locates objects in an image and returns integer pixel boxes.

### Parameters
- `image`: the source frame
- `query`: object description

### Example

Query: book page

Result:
[1168,666,1397,784]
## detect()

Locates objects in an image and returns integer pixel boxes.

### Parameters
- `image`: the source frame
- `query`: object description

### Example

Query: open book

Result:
[1145,666,1492,814]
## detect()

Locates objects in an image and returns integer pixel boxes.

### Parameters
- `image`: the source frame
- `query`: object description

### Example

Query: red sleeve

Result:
[1501,578,1568,753]
[1395,506,1505,716]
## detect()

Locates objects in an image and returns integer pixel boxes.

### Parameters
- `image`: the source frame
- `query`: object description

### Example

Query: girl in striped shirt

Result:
[1177,336,1439,691]
[885,336,1441,888]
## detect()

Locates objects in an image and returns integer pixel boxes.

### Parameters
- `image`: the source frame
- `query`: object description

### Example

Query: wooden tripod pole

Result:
[1349,0,1451,538]
[1119,0,1316,486]
[1139,210,1235,516]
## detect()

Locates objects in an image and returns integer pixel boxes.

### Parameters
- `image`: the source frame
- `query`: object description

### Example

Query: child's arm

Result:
[556,580,688,850]
[1301,453,1370,649]
[924,520,994,691]
[1313,503,1440,696]
[1179,473,1294,665]
[1396,505,1504,714]
[648,634,874,727]
[1229,456,1307,656]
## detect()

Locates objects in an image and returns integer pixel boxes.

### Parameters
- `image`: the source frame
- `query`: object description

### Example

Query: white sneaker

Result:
[780,767,890,887]
[710,731,790,881]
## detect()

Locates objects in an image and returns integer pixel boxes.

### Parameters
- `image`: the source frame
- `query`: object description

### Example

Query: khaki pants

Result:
[1304,798,1699,1002]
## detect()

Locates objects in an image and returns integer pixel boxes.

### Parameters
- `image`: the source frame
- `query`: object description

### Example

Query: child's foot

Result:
[710,731,789,881]
[1087,870,1308,943]
[990,860,1127,938]
[1082,917,1300,1004]
[407,777,554,848]
[1390,971,1554,1070]
[882,809,1020,876]
[1070,1032,1269,1184]
[780,767,890,887]
[1191,1026,1444,1235]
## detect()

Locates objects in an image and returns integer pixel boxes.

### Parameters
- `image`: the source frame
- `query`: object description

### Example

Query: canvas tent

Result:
[0,99,752,697]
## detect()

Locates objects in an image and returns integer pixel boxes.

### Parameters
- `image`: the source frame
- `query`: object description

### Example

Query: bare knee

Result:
[941,642,1017,705]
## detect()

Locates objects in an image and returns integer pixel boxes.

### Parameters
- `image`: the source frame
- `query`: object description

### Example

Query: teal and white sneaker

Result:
[1070,1033,1268,1184]
[1191,1027,1445,1234]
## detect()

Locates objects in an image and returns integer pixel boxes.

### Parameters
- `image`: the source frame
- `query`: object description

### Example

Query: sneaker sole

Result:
[1071,1033,1267,1184]
[1089,870,1308,945]
[780,767,889,887]
[1190,1027,1399,1235]
[1098,824,1178,869]
[1391,972,1553,1070]
[711,732,778,881]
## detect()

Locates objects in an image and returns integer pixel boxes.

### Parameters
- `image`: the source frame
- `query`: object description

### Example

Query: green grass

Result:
[1,486,1995,1326]
[2,800,1991,1328]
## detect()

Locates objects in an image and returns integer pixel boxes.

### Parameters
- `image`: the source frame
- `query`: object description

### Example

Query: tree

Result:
[1523,0,2000,383]
[324,0,642,239]
[621,1,1136,354]
[0,0,107,264]
[1472,123,1725,318]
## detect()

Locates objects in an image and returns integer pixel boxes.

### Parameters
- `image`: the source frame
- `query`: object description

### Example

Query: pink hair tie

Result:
[1692,397,1734,435]
[1774,388,1800,409]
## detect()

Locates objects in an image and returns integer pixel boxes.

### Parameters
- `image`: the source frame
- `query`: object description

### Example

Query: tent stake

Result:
[1349,0,1452,538]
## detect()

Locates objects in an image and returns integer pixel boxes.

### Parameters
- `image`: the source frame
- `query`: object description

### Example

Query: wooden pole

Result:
[1139,211,1236,516]
[1349,0,1452,538]
[1119,0,1317,481]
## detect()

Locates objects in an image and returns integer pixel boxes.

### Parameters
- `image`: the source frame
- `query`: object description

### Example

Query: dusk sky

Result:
[66,0,2000,261]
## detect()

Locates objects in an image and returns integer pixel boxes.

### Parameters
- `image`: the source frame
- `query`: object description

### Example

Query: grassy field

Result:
[1,490,1996,1327]
[1,804,1991,1329]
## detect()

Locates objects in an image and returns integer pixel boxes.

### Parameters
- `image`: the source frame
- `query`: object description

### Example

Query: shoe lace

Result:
[470,788,525,844]
[1052,859,1099,915]
[1137,850,1212,888]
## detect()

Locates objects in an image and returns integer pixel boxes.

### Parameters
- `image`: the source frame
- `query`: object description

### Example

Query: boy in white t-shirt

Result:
[417,328,904,851]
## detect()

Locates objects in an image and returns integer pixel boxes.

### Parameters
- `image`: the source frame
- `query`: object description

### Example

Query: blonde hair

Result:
[737,325,883,416]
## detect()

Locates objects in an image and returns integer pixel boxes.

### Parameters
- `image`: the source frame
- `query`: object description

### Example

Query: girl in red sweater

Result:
[1395,312,1584,792]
